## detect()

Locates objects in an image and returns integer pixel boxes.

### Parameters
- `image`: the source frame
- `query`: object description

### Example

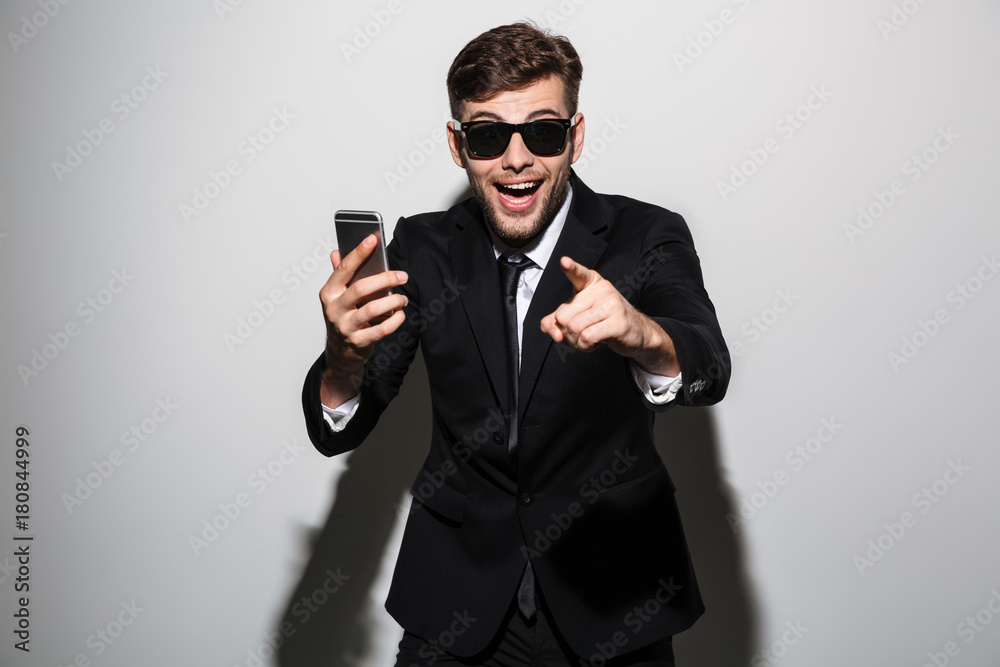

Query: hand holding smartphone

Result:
[334,210,393,324]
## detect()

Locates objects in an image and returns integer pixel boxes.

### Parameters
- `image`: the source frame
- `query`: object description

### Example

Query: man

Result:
[302,23,730,666]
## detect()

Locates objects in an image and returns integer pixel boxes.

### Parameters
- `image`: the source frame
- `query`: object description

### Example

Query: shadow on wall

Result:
[654,406,758,666]
[276,352,756,666]
[277,352,432,666]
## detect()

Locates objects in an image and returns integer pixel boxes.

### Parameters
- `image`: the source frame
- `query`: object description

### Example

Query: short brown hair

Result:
[446,22,583,120]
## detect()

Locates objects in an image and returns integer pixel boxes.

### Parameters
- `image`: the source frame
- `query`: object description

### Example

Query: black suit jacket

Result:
[302,172,730,658]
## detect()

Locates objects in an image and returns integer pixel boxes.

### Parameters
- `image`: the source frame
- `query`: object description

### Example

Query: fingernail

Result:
[364,235,376,247]
[396,271,407,282]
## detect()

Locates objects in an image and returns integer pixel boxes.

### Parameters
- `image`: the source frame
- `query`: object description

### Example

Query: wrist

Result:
[630,317,680,377]
[320,365,363,407]
[323,344,366,390]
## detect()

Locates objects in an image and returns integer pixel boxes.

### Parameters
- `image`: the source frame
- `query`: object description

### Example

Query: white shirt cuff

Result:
[321,394,361,432]
[629,361,683,405]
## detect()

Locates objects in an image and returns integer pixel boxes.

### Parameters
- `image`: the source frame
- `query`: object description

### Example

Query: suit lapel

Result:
[448,203,511,416]
[518,175,609,422]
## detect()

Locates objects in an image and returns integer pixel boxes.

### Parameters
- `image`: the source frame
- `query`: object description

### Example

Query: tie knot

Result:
[497,250,533,298]
[498,249,534,270]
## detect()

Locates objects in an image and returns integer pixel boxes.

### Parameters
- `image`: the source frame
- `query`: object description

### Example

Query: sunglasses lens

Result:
[523,120,568,155]
[462,120,570,157]
[466,123,511,157]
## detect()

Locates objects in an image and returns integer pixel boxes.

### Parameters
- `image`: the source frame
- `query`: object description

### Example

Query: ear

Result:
[569,113,585,164]
[447,121,465,168]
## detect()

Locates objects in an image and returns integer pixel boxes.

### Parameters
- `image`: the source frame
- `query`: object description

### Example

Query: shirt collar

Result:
[488,184,574,270]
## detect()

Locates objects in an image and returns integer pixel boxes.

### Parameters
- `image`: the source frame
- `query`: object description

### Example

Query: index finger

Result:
[560,256,598,293]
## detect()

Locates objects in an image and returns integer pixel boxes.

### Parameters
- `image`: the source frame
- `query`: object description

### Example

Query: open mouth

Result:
[494,180,542,211]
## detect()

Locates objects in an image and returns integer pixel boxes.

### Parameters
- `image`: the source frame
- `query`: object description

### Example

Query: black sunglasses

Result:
[450,117,577,158]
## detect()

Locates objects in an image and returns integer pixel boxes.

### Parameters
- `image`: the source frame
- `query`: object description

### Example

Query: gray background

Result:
[2,1,999,665]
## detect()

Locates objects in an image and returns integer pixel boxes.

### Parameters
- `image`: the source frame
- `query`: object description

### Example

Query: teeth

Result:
[499,181,538,190]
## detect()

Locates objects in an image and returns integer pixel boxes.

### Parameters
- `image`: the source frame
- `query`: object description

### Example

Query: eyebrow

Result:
[467,108,566,122]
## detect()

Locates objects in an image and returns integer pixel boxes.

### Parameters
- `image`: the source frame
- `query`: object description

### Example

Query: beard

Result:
[462,147,573,248]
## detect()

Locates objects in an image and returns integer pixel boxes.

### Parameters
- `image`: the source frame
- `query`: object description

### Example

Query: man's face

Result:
[447,75,585,247]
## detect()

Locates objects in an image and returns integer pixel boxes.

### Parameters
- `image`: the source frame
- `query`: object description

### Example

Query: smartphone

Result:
[335,210,388,281]
[334,209,392,322]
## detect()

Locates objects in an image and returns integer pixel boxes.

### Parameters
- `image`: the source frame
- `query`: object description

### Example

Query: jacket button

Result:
[493,432,504,445]
[519,493,533,507]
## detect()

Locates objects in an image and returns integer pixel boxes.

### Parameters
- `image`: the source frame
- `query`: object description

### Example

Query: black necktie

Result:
[497,249,537,619]
[497,250,534,462]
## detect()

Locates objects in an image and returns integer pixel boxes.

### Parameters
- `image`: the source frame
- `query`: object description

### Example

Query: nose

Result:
[501,130,535,172]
